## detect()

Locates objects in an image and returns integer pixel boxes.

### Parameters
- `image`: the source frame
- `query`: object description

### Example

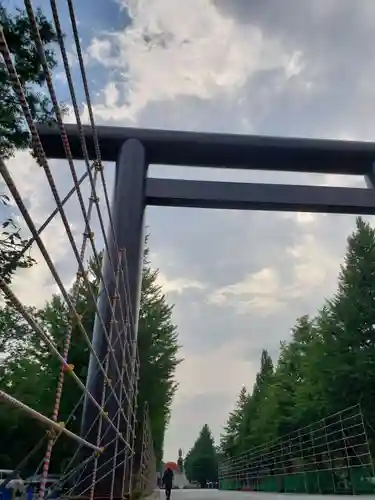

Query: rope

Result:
[55,335,130,480]
[66,441,133,497]
[49,0,116,282]
[19,3,106,491]
[45,419,125,500]
[54,0,137,388]
[0,18,128,407]
[53,16,143,497]
[66,0,140,342]
[0,390,101,452]
[0,1,153,496]
[32,302,129,484]
[6,167,92,266]
[66,0,116,245]
[53,312,137,492]
[21,0,130,410]
[0,280,126,443]
[0,158,130,431]
[89,251,122,500]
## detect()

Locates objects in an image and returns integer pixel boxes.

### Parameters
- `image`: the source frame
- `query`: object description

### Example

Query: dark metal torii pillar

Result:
[80,139,147,499]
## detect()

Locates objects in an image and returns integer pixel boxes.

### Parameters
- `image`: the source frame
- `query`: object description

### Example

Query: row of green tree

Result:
[221,217,375,459]
[0,3,181,474]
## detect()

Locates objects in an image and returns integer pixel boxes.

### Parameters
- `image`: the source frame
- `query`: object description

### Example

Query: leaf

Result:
[0,244,180,474]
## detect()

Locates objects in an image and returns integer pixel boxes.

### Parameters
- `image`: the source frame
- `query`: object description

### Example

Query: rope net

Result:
[137,404,157,497]
[218,405,375,495]
[0,1,155,498]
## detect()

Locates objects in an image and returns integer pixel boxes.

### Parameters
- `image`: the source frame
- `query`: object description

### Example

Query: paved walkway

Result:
[155,490,375,500]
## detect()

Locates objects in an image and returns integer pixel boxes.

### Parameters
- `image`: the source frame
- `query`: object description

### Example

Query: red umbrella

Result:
[164,461,179,472]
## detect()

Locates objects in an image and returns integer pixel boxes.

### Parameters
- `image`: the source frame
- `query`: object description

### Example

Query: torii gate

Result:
[38,124,375,498]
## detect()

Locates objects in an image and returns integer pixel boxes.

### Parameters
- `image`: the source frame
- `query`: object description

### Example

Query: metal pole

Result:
[339,412,352,494]
[298,429,307,493]
[323,418,336,493]
[359,406,375,478]
[312,427,321,494]
[80,139,147,499]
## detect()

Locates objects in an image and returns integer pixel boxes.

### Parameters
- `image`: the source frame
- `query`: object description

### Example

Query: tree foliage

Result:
[0,3,61,158]
[0,247,181,473]
[0,3,63,282]
[185,425,218,487]
[0,194,35,283]
[136,246,182,465]
[220,217,375,460]
[220,386,248,456]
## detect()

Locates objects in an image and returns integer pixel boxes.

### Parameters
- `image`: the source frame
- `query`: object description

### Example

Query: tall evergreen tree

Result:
[185,425,218,487]
[220,386,248,456]
[136,246,182,464]
[268,315,315,434]
[220,217,375,464]
[302,217,375,423]
[239,349,274,450]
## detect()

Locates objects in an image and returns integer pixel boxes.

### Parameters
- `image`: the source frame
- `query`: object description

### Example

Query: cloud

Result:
[1,149,107,309]
[165,339,259,457]
[209,267,284,315]
[157,271,206,295]
[84,0,298,122]
[212,0,375,140]
[206,230,339,317]
[286,232,339,293]
[177,339,255,398]
[2,152,76,307]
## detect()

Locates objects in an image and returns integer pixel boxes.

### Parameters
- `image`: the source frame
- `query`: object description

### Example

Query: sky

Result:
[3,0,375,464]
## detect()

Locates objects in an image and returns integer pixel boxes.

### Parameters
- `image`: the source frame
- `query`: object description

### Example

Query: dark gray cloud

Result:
[213,0,375,139]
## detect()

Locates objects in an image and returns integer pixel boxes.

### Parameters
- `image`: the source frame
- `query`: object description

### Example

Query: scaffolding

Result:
[219,405,375,495]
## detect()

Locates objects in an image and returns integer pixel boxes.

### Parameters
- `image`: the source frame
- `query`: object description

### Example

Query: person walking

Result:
[162,467,174,500]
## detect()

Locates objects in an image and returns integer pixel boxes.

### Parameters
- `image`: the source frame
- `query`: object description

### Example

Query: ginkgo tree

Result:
[0,248,181,474]
[220,217,375,460]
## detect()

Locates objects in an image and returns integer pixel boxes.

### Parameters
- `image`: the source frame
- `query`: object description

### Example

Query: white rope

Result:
[65,0,140,346]
[54,0,138,395]
[7,167,92,266]
[22,0,130,411]
[0,25,128,412]
[0,279,125,443]
[89,251,123,500]
[0,1,152,495]
[0,390,101,452]
[0,156,130,436]
[66,0,118,253]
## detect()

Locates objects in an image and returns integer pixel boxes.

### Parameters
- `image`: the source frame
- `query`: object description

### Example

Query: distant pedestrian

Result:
[162,468,174,500]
